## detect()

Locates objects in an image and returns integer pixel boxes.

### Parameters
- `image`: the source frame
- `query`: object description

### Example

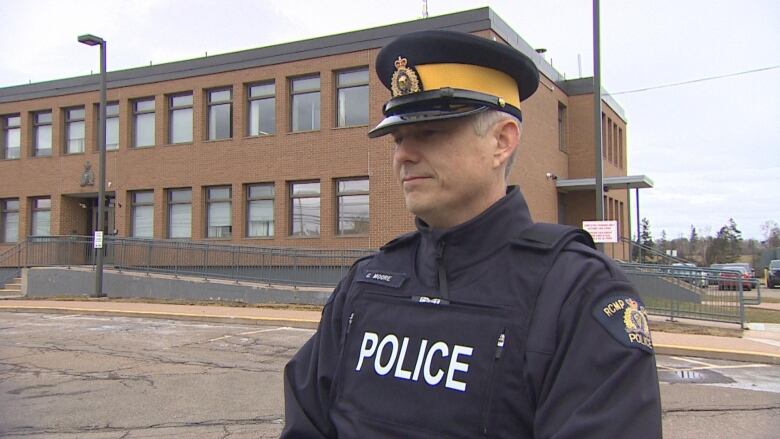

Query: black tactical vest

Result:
[328,223,594,438]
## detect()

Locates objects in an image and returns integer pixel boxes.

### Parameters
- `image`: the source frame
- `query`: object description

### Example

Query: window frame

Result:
[289,180,321,237]
[246,183,275,238]
[336,68,369,128]
[64,107,86,154]
[246,81,276,136]
[205,186,232,238]
[103,101,120,151]
[2,114,21,160]
[290,75,321,133]
[557,102,567,153]
[130,190,155,238]
[336,177,370,235]
[207,88,233,141]
[168,92,193,144]
[132,98,156,148]
[1,198,19,243]
[32,111,53,157]
[30,197,51,236]
[166,188,192,239]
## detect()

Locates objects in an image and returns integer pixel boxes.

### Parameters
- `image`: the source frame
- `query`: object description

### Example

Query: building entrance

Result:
[63,193,115,237]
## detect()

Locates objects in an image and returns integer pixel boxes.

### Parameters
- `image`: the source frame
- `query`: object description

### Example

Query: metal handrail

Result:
[3,235,758,324]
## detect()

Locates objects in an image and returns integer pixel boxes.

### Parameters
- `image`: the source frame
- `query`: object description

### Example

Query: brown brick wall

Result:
[0,35,630,252]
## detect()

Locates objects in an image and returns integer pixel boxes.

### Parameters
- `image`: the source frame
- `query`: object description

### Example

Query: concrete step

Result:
[0,277,22,293]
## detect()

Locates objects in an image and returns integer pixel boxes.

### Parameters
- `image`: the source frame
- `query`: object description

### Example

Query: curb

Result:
[0,305,320,329]
[654,343,780,365]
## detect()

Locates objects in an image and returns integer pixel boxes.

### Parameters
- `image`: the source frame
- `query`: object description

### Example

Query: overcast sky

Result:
[1,0,778,240]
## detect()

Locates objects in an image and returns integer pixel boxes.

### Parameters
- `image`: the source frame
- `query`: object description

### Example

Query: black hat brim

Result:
[368,106,488,138]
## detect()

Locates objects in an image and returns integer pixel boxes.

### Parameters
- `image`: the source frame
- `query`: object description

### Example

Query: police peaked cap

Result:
[368,30,540,138]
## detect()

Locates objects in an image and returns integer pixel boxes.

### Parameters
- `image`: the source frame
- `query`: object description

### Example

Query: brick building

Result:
[0,8,642,257]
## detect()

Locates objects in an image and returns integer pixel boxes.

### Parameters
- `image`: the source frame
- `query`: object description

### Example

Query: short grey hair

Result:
[471,110,522,179]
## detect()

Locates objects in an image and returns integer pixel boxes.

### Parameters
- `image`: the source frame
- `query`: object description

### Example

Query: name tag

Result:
[357,269,407,288]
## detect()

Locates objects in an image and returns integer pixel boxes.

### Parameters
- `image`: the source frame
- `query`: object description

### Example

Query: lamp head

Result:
[78,34,104,46]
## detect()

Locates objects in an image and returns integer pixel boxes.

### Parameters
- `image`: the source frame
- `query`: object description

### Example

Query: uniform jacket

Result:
[282,187,662,438]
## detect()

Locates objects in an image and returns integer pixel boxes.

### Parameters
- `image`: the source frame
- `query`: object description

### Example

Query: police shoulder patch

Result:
[593,295,654,354]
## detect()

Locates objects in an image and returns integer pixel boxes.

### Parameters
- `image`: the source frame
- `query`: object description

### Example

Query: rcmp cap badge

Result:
[594,295,654,354]
[390,57,421,97]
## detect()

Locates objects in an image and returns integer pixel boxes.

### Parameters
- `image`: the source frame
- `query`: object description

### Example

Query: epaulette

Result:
[380,230,420,251]
[511,223,596,251]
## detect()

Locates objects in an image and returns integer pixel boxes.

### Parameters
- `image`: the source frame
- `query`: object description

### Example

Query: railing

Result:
[617,263,761,326]
[1,235,374,288]
[609,237,693,265]
[1,236,762,325]
[110,237,374,287]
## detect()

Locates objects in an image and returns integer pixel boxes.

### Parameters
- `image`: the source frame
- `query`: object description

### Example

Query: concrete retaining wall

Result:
[24,267,332,306]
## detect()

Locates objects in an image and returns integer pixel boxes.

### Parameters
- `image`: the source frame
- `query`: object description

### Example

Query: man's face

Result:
[391,116,506,228]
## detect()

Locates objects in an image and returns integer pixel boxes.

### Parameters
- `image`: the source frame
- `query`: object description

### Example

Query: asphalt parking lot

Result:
[1,312,778,438]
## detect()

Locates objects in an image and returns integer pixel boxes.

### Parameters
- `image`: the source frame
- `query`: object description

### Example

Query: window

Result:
[337,178,369,235]
[64,107,86,154]
[613,123,619,167]
[557,102,567,152]
[246,184,274,237]
[618,127,624,168]
[291,76,320,132]
[2,114,21,159]
[131,191,154,238]
[290,181,320,236]
[601,113,606,159]
[607,117,613,164]
[133,98,155,148]
[247,82,275,136]
[206,186,231,238]
[33,111,52,157]
[337,69,369,127]
[105,102,119,150]
[167,188,191,239]
[1,199,19,243]
[207,89,232,140]
[169,93,193,144]
[30,197,51,236]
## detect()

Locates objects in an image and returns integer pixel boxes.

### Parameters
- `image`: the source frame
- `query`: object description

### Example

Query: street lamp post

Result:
[78,34,107,298]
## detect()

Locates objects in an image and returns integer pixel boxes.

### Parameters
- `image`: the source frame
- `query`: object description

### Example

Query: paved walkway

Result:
[1,298,779,364]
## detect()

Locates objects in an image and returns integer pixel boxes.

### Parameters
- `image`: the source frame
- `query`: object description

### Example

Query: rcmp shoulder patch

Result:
[593,296,654,354]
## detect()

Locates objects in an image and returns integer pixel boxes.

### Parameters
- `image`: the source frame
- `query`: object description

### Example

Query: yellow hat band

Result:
[415,63,521,109]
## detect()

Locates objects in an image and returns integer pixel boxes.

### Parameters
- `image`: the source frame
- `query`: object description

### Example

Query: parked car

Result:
[768,260,780,289]
[717,265,753,291]
[671,263,707,288]
[708,263,727,285]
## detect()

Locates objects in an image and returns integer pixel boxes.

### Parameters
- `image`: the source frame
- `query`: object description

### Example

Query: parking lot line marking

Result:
[208,335,233,342]
[209,326,315,342]
[672,356,717,367]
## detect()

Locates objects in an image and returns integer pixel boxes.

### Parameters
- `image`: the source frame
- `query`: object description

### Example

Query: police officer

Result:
[283,30,662,438]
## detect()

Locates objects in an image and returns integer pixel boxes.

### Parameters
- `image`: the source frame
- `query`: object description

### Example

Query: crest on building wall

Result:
[80,161,95,187]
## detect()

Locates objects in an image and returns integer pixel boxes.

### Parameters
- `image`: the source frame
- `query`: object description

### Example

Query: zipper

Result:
[481,328,506,436]
[436,240,449,300]
[332,312,356,402]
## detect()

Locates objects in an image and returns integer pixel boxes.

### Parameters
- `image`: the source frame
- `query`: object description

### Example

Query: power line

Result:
[608,64,780,96]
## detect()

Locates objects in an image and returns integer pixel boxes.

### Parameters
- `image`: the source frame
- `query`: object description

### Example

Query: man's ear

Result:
[492,118,521,169]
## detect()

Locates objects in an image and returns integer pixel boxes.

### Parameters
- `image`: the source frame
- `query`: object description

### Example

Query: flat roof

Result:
[0,7,623,118]
[555,175,654,193]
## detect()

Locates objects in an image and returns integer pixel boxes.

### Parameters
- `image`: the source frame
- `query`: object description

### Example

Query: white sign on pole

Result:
[94,231,104,249]
[582,220,618,243]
